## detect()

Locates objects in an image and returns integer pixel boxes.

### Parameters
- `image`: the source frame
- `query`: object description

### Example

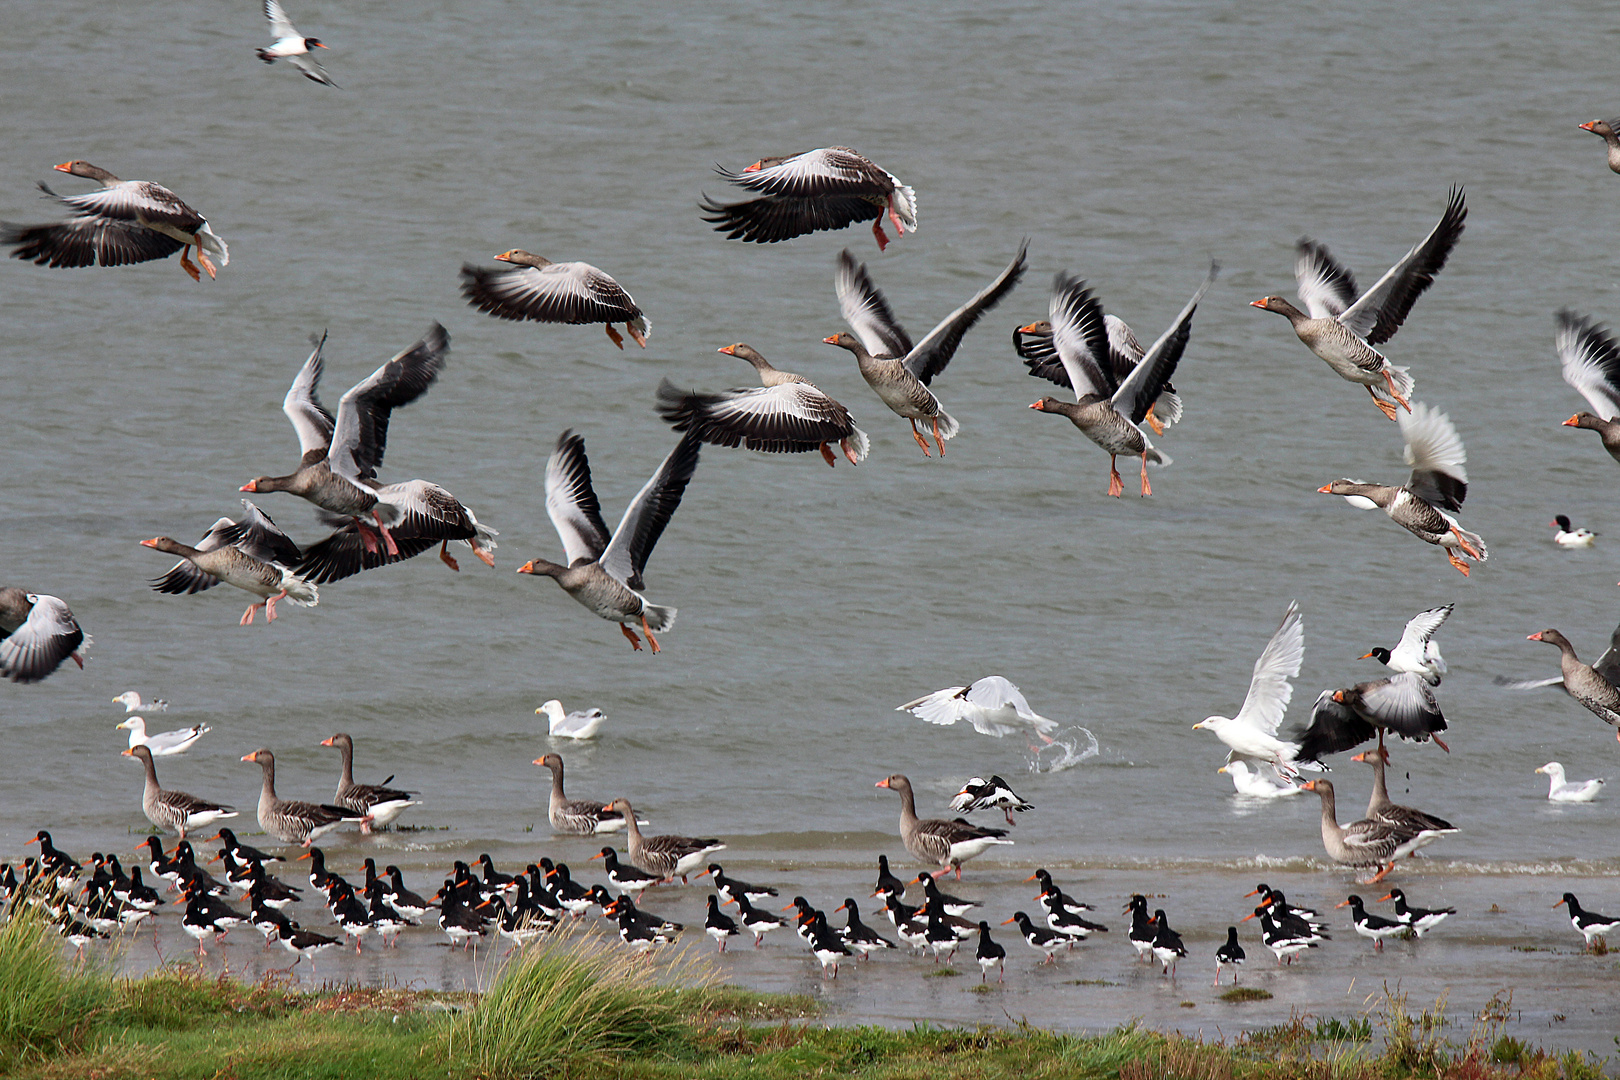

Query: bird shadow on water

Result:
[1025,726,1099,773]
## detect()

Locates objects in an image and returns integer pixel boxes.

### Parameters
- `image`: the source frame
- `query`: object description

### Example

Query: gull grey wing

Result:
[265,0,298,39]
[283,332,335,462]
[328,322,449,482]
[1556,310,1620,421]
[598,435,702,591]
[835,249,912,358]
[903,240,1029,385]
[544,430,612,566]
[288,52,338,87]
[1112,262,1217,424]
[1293,239,1359,320]
[1337,186,1467,346]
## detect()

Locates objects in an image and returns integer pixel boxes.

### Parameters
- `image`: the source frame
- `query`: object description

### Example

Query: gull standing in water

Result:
[536,700,608,739]
[1535,762,1605,802]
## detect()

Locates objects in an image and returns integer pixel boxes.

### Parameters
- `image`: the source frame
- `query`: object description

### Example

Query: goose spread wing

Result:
[1234,601,1304,737]
[1012,322,1068,387]
[264,0,297,38]
[1293,689,1377,762]
[460,261,640,325]
[51,180,205,232]
[700,193,881,243]
[1336,186,1466,346]
[654,379,856,453]
[2,204,186,269]
[902,241,1028,385]
[283,333,335,461]
[1400,402,1467,510]
[1046,274,1114,398]
[835,250,912,358]
[1556,310,1620,421]
[151,517,236,595]
[1111,262,1217,423]
[0,594,86,684]
[293,525,441,584]
[598,435,701,591]
[1357,672,1444,736]
[718,148,892,198]
[544,431,612,566]
[327,322,449,483]
[224,499,303,567]
[1293,239,1359,320]
[1590,619,1620,688]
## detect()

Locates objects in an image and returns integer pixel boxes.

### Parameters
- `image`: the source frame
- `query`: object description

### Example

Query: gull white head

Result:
[536,700,565,731]
[113,692,142,712]
[116,716,146,734]
[1535,762,1565,780]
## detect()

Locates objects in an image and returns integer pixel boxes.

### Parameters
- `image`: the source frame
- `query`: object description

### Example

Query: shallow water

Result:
[4,0,1620,1060]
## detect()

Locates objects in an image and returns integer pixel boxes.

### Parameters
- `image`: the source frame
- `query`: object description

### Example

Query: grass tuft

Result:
[1219,987,1272,1003]
[0,894,114,1064]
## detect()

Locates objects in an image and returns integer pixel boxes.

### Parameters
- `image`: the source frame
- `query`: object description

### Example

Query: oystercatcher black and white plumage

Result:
[278,922,340,971]
[1029,869,1093,914]
[923,906,962,962]
[975,921,1007,982]
[1125,894,1157,961]
[950,775,1035,827]
[915,873,979,917]
[384,866,434,920]
[1038,891,1109,943]
[1002,911,1067,965]
[834,898,897,958]
[704,894,739,952]
[1380,887,1453,937]
[1555,892,1620,950]
[807,913,854,977]
[699,863,777,905]
[873,854,907,900]
[213,827,282,866]
[591,847,660,896]
[1215,926,1245,985]
[1150,910,1188,975]
[1246,905,1321,964]
[726,893,786,948]
[1338,894,1406,950]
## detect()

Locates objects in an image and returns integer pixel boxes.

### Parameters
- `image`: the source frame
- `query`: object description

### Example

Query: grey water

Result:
[4,0,1620,1058]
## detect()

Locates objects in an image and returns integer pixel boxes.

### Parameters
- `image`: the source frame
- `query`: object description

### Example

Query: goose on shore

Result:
[517,431,701,653]
[3,161,229,279]
[825,243,1027,456]
[320,733,418,830]
[533,753,627,835]
[1194,601,1306,767]
[122,744,236,840]
[536,700,608,740]
[258,0,336,86]
[0,589,88,683]
[1360,605,1451,686]
[602,797,724,883]
[700,147,917,249]
[1535,762,1605,802]
[1555,310,1620,465]
[461,250,647,349]
[1349,747,1458,853]
[143,501,316,625]
[656,344,868,467]
[242,748,367,846]
[1319,401,1485,576]
[1578,118,1620,173]
[117,715,209,756]
[876,773,1011,879]
[898,676,1059,743]
[1251,187,1465,420]
[1022,264,1216,496]
[1526,629,1620,738]
[1302,779,1416,883]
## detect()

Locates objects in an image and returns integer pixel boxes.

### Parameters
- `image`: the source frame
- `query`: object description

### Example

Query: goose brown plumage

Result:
[0,588,88,683]
[1579,118,1620,173]
[320,733,418,831]
[460,249,647,348]
[533,753,627,835]
[602,797,724,883]
[1350,746,1458,850]
[1302,778,1415,883]
[876,773,1012,880]
[242,748,367,846]
[700,147,917,250]
[142,501,317,625]
[1527,628,1620,738]
[122,744,237,840]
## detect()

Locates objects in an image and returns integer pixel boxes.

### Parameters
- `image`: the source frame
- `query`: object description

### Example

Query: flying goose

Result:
[1526,629,1620,738]
[1015,310,1183,434]
[700,147,917,249]
[0,589,88,683]
[1578,118,1620,173]
[460,250,647,348]
[516,431,701,653]
[143,501,317,625]
[1556,311,1620,465]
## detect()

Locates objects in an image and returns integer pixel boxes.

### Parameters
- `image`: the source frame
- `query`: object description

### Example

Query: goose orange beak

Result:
[1317,484,1333,493]
[1564,415,1581,426]
[1249,298,1268,308]
[140,538,162,548]
[320,737,334,747]
[1528,632,1544,641]
[824,335,841,346]
[875,778,891,789]
[717,345,737,355]
[1580,121,1598,132]
[120,748,133,757]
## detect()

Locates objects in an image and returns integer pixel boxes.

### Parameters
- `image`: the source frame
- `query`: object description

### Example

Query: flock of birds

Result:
[5,1,1620,1007]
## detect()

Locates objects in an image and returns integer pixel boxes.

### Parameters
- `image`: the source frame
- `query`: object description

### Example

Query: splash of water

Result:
[1027,726,1099,773]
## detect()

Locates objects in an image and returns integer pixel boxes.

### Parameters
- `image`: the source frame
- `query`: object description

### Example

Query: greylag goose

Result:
[1251,187,1465,420]
[1526,629,1620,737]
[533,753,627,834]
[241,327,489,568]
[536,699,607,739]
[1535,762,1605,802]
[1555,893,1620,951]
[1016,310,1183,435]
[602,797,723,882]
[1293,673,1449,762]
[117,715,209,756]
[516,431,701,653]
[825,243,1027,456]
[1302,778,1416,882]
[143,501,317,625]
[1578,118,1620,173]
[112,691,166,713]
[1551,515,1597,547]
[700,147,917,250]
[320,733,418,830]
[897,676,1060,742]
[1023,264,1215,496]
[1361,605,1451,686]
[460,250,647,348]
[241,748,367,846]
[2,161,229,280]
[122,744,237,840]
[0,589,88,683]
[1194,601,1307,767]
[655,344,869,467]
[1319,401,1486,575]
[1555,311,1620,465]
[1349,746,1458,852]
[875,773,1011,879]
[258,0,336,86]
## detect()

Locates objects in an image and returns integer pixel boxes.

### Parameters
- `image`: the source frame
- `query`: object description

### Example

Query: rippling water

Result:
[4,0,1620,1057]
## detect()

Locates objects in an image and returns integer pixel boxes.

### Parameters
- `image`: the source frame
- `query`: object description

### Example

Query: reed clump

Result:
[0,895,113,1065]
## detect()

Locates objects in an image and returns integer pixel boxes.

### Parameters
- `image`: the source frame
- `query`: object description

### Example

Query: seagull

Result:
[536,700,608,740]
[257,0,337,87]
[1360,605,1451,686]
[1193,601,1306,767]
[897,676,1059,743]
[117,716,210,757]
[1535,762,1605,802]
[113,692,167,713]
[1217,757,1303,798]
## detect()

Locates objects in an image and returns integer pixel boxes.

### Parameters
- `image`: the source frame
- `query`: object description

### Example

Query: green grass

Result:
[1218,987,1272,1003]
[0,896,115,1066]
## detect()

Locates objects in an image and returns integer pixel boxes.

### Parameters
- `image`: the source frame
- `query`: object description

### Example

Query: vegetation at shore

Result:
[0,902,1610,1080]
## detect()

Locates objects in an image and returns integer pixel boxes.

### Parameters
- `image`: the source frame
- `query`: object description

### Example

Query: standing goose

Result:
[1535,762,1605,802]
[602,798,724,883]
[320,733,418,830]
[875,773,1012,880]
[1555,310,1620,465]
[1360,605,1452,686]
[1578,118,1620,173]
[1526,629,1620,738]
[1302,779,1415,883]
[1194,601,1308,767]
[1251,187,1465,420]
[2,161,229,280]
[142,501,317,625]
[1319,401,1486,575]
[257,0,336,86]
[0,589,88,683]
[655,344,869,467]
[121,744,237,840]
[516,431,701,653]
[1350,746,1458,848]
[532,753,627,835]
[117,715,209,756]
[700,147,917,249]
[1023,264,1216,496]
[825,242,1028,456]
[1016,310,1183,435]
[460,250,647,348]
[1293,673,1449,763]
[241,748,367,846]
